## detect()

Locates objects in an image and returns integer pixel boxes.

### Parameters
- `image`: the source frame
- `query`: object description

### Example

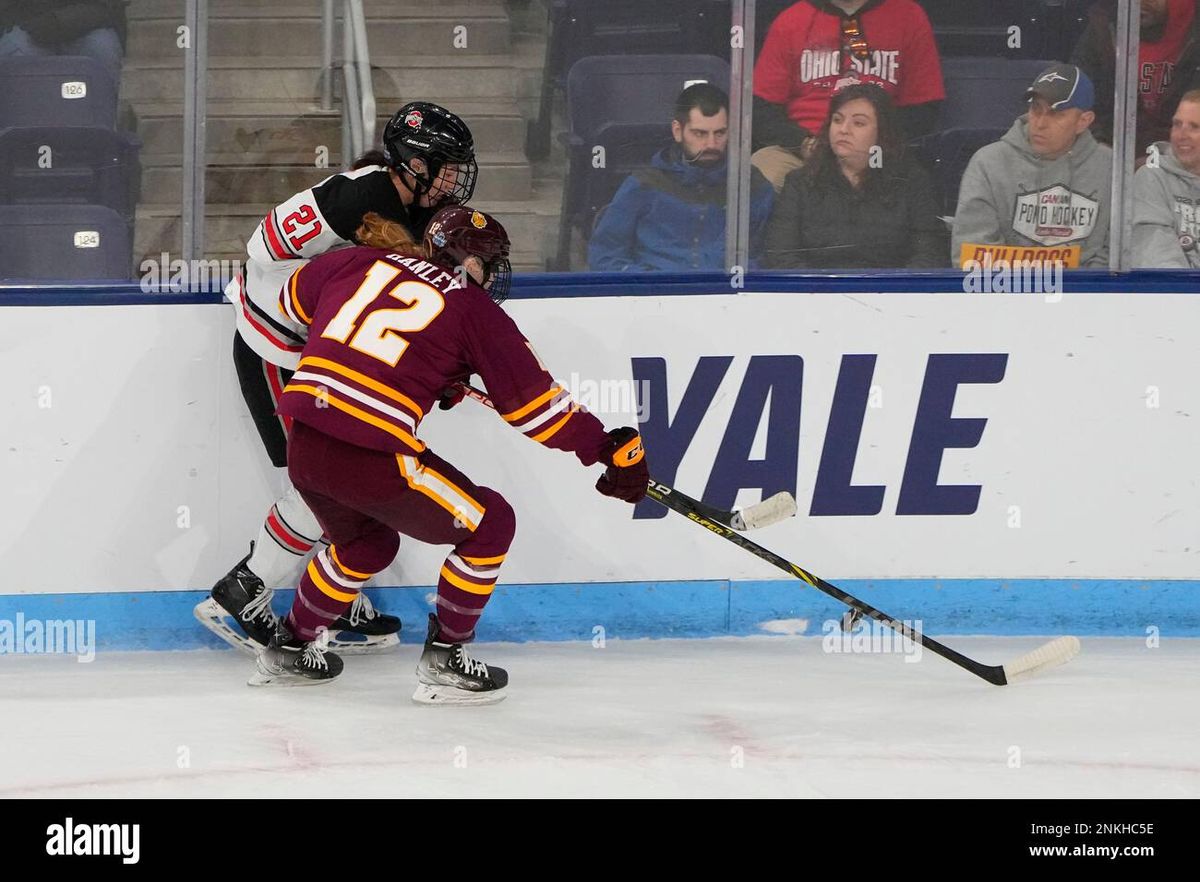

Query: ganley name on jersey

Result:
[385,254,468,294]
[1012,185,1100,246]
[799,49,900,85]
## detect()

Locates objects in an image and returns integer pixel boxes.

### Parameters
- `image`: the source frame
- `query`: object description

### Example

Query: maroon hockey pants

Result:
[285,421,516,643]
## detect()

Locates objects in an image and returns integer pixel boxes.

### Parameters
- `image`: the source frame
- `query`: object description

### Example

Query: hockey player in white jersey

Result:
[195,102,479,654]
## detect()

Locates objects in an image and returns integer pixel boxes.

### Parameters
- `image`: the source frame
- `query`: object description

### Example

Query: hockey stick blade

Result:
[732,491,798,531]
[1000,636,1081,683]
[655,483,796,532]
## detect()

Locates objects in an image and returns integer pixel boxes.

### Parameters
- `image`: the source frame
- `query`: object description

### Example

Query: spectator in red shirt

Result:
[752,0,945,191]
[1071,0,1200,162]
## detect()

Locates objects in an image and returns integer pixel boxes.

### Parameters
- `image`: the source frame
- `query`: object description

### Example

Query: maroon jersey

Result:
[275,247,610,465]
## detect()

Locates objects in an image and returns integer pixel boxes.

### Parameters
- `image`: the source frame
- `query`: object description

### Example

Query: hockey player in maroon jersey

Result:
[196,102,480,655]
[248,206,650,701]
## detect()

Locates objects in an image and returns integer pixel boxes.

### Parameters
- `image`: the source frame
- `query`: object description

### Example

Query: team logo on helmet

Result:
[404,110,424,128]
[431,230,447,248]
[470,211,487,229]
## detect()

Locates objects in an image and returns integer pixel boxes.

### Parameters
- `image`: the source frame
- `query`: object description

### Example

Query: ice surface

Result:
[1,636,1195,798]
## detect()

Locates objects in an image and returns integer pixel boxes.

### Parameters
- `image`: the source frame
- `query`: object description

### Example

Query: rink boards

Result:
[1,291,1198,647]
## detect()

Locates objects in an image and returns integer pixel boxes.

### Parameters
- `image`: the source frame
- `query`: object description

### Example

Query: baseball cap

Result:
[1025,63,1095,111]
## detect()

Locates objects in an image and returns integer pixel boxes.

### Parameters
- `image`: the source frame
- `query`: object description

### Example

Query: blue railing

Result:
[0,269,1197,306]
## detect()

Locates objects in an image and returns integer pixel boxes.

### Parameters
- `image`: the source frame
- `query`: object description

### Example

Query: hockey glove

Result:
[438,385,466,411]
[439,375,475,411]
[595,427,649,503]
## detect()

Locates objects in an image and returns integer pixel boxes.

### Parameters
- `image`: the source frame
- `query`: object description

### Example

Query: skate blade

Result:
[326,631,401,655]
[247,669,338,687]
[412,682,507,706]
[194,598,262,655]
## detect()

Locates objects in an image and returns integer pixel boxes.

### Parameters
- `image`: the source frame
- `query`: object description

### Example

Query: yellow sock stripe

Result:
[503,386,562,423]
[396,456,480,531]
[532,407,576,443]
[289,266,311,325]
[307,559,358,602]
[289,385,424,452]
[300,356,425,419]
[461,553,506,566]
[439,565,496,596]
[330,546,373,581]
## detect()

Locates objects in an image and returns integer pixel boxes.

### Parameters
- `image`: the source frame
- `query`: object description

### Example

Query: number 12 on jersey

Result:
[322,261,446,366]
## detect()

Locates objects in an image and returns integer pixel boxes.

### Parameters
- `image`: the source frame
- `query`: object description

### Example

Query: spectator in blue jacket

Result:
[588,83,774,272]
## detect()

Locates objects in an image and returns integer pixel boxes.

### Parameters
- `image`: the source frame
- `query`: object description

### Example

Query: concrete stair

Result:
[123,0,562,273]
[127,6,512,59]
[139,150,532,204]
[126,0,509,16]
[136,196,556,274]
[121,54,521,103]
[134,100,526,158]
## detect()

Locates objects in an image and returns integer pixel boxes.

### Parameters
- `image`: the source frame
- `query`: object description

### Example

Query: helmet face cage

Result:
[394,150,478,208]
[383,103,478,207]
[484,257,512,304]
[448,249,510,305]
[430,155,478,207]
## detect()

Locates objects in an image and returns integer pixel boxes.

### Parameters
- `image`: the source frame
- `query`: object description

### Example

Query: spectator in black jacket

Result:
[0,1,126,87]
[752,0,945,192]
[765,84,946,269]
[1071,0,1200,161]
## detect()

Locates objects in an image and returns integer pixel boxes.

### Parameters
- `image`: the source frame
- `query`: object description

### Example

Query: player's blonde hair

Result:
[355,211,422,254]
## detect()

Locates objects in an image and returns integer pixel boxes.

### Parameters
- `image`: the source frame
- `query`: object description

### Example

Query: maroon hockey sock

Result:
[435,552,503,642]
[285,546,369,641]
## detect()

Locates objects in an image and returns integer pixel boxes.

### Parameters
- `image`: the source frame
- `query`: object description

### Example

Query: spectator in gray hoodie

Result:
[1133,90,1200,267]
[952,64,1113,269]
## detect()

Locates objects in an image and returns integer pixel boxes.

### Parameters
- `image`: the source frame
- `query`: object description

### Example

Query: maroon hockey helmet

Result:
[424,206,512,303]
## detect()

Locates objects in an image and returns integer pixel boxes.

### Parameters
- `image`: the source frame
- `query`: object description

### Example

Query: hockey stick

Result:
[453,382,797,531]
[456,382,1077,684]
[645,480,1080,686]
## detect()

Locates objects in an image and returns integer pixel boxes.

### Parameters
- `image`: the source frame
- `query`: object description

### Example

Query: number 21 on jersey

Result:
[280,204,323,250]
[322,261,445,366]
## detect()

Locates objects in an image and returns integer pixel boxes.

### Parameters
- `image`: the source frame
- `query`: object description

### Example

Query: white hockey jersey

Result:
[226,164,431,368]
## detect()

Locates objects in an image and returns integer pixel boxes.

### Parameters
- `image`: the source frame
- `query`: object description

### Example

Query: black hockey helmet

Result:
[382,102,478,207]
[424,206,512,304]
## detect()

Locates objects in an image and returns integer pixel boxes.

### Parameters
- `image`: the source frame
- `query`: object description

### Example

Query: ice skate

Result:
[194,546,278,653]
[413,614,507,705]
[326,592,402,654]
[248,622,344,687]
